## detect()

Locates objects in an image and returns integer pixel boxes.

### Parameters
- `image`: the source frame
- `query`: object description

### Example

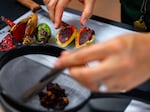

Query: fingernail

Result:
[81,19,87,26]
[54,23,58,29]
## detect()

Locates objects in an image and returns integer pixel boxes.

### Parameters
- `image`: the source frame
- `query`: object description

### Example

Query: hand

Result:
[78,0,96,26]
[54,33,150,93]
[43,0,96,28]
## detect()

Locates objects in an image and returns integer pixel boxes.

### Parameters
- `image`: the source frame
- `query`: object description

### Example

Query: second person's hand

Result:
[43,0,96,29]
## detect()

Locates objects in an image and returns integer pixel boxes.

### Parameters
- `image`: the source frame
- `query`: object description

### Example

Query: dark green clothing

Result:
[120,0,150,31]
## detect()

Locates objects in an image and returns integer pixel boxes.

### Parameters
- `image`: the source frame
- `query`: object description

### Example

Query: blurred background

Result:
[68,0,120,22]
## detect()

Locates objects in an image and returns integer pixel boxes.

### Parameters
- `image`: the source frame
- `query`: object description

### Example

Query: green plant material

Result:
[36,23,51,43]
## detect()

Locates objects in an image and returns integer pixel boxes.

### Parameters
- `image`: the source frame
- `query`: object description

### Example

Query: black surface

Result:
[0,0,27,29]
[0,0,43,29]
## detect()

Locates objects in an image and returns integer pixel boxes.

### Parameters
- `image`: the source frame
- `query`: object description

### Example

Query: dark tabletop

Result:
[0,0,42,29]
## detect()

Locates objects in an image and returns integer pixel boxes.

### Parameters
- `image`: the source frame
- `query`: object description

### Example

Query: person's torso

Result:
[120,0,150,31]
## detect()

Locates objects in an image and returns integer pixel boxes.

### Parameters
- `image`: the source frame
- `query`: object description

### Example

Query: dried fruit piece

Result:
[56,25,77,47]
[0,34,16,51]
[24,13,38,38]
[0,16,15,28]
[1,16,27,42]
[38,83,69,111]
[75,27,95,48]
[1,14,38,43]
[11,22,27,42]
[36,23,51,43]
[22,36,37,45]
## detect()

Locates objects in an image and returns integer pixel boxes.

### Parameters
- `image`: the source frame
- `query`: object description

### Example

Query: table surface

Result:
[0,0,150,112]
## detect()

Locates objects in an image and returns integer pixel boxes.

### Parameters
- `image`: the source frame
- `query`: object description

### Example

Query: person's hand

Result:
[78,0,96,26]
[54,33,150,93]
[43,0,96,29]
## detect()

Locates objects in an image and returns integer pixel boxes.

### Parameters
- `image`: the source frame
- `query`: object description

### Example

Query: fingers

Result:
[54,0,71,28]
[67,62,130,92]
[80,0,96,25]
[43,0,71,29]
[55,33,150,93]
[78,0,84,4]
[100,72,142,93]
[69,62,134,93]
[54,44,105,68]
[56,45,135,92]
[43,0,95,28]
[55,39,124,68]
[67,54,133,90]
[74,53,142,93]
[43,0,50,5]
[43,0,58,22]
[101,74,130,93]
[69,65,100,91]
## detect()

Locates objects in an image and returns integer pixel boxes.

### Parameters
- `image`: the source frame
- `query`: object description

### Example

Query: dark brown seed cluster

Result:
[38,83,69,110]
